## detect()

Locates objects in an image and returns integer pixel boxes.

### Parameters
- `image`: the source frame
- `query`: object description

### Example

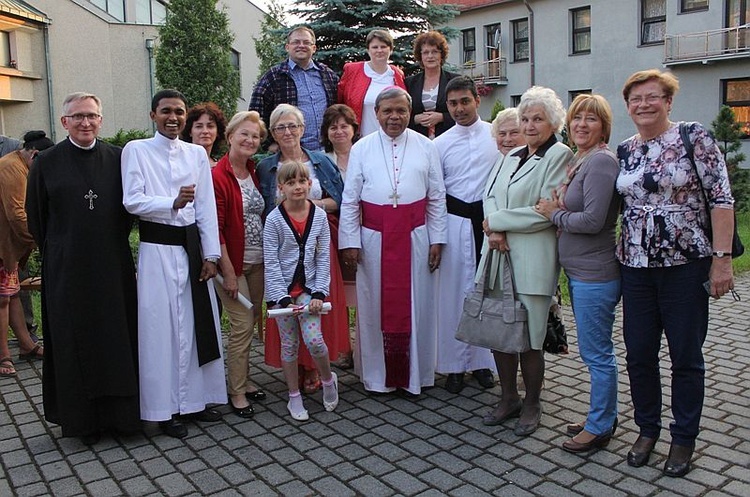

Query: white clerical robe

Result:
[433,119,499,373]
[339,128,447,394]
[122,132,226,421]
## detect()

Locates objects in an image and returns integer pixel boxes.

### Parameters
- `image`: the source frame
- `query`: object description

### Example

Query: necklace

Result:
[378,132,408,208]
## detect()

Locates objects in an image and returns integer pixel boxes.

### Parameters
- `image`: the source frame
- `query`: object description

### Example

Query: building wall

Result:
[10,0,265,142]
[441,0,750,156]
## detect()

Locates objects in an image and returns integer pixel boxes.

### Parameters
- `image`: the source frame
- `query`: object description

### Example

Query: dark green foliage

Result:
[289,0,459,75]
[155,0,240,117]
[489,100,505,122]
[712,105,749,211]
[101,129,152,148]
[254,0,287,79]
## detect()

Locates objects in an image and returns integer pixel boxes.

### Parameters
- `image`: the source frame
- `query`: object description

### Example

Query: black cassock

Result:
[26,138,140,437]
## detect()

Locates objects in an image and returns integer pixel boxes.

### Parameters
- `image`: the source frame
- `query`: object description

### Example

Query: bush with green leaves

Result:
[712,105,748,212]
[101,129,152,148]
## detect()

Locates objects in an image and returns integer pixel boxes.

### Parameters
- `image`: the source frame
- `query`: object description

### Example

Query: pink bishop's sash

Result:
[361,198,427,388]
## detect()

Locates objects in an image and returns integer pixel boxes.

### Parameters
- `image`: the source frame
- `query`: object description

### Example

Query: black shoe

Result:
[444,373,465,393]
[80,433,101,446]
[472,369,496,389]
[663,443,693,477]
[181,408,222,423]
[627,435,657,467]
[159,418,188,439]
[230,401,255,419]
[245,389,267,401]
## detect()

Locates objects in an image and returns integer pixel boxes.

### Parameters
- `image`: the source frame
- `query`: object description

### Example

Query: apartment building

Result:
[434,0,750,153]
[0,0,264,141]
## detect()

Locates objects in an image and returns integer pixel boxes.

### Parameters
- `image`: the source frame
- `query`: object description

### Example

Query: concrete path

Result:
[1,275,749,496]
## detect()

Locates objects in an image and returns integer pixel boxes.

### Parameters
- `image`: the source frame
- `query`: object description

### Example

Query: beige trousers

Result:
[217,263,264,395]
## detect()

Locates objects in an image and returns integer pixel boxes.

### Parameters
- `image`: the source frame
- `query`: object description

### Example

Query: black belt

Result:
[446,194,484,269]
[139,220,220,366]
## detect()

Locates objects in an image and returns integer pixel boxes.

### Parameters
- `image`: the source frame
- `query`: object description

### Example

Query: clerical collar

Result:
[68,137,97,150]
[455,117,482,133]
[377,128,407,144]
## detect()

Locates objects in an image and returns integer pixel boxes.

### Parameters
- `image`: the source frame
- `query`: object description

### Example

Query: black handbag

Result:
[543,308,569,354]
[456,255,530,353]
[680,122,744,258]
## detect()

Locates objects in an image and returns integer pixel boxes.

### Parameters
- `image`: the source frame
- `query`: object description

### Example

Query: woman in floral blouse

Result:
[617,69,735,478]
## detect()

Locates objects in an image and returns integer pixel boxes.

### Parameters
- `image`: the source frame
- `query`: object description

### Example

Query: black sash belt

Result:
[139,220,220,366]
[446,194,484,269]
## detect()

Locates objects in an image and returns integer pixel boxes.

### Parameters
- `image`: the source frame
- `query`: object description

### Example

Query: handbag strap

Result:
[501,255,519,305]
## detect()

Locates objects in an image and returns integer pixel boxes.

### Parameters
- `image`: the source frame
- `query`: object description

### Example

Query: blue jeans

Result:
[621,259,710,446]
[568,277,620,436]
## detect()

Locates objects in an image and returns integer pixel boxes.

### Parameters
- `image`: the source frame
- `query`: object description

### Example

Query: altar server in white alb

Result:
[433,76,499,394]
[339,86,447,395]
[122,89,226,439]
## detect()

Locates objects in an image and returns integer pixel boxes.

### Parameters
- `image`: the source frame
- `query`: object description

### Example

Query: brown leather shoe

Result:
[567,417,618,436]
[562,432,611,453]
[663,443,694,477]
[627,435,657,467]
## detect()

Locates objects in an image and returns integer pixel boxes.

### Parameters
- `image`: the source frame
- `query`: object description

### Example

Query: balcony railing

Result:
[665,24,750,64]
[460,57,508,83]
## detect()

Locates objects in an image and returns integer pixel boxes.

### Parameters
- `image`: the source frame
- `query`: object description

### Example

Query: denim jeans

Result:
[568,277,620,436]
[621,259,710,446]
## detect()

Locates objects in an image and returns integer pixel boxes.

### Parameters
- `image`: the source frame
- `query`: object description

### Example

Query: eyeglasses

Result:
[64,113,101,123]
[272,123,303,133]
[627,94,667,106]
[421,50,441,57]
[289,40,314,47]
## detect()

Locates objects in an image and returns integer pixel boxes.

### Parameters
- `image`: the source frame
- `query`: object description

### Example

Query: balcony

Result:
[664,24,750,65]
[460,57,508,84]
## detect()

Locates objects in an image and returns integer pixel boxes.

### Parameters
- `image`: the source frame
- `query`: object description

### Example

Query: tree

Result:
[289,0,460,75]
[155,0,240,116]
[489,100,505,122]
[712,105,749,211]
[253,0,288,79]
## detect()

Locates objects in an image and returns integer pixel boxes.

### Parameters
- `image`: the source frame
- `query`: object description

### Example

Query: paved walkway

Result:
[1,276,749,497]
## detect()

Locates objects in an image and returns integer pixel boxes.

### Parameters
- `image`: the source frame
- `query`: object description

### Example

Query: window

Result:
[569,89,592,104]
[461,28,476,65]
[88,0,125,22]
[681,0,709,12]
[485,23,502,78]
[726,0,749,50]
[0,32,10,67]
[135,0,167,25]
[641,0,666,45]
[512,19,529,62]
[511,95,522,107]
[231,49,241,91]
[571,7,591,54]
[724,78,750,138]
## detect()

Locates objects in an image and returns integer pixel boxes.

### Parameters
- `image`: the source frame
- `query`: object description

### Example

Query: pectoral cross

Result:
[84,189,98,210]
[389,189,400,208]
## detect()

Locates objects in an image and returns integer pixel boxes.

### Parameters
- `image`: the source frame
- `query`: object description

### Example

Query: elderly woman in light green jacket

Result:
[480,86,572,436]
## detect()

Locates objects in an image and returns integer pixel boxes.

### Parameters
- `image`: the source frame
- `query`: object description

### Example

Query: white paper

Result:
[213,274,253,310]
[267,302,332,318]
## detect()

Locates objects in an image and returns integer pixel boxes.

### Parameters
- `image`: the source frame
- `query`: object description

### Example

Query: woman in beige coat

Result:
[480,86,572,436]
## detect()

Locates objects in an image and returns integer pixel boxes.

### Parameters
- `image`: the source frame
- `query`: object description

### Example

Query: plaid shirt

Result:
[249,59,339,150]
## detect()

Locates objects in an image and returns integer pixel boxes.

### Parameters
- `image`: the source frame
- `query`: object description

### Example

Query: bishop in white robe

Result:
[433,107,499,384]
[122,121,226,423]
[339,87,447,395]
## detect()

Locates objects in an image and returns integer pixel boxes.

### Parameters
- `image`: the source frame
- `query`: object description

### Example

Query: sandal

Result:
[0,357,16,377]
[19,344,43,361]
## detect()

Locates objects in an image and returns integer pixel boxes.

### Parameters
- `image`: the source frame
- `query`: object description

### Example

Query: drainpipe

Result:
[145,38,156,133]
[524,0,535,86]
[43,24,55,141]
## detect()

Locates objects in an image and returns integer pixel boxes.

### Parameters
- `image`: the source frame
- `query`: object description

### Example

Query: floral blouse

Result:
[616,122,734,268]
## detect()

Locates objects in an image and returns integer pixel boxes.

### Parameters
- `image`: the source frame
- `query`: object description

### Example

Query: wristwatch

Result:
[712,251,729,258]
[204,257,218,264]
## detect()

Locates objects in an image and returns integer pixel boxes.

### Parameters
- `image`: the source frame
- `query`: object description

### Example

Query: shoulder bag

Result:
[680,122,744,258]
[456,254,531,353]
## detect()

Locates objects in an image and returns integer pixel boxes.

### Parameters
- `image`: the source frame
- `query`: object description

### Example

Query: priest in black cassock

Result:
[25,92,140,445]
